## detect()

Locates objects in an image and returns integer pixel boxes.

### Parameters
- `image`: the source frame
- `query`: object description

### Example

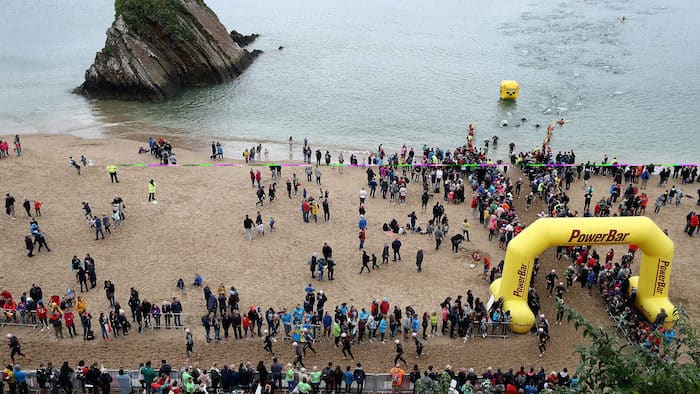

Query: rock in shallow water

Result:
[75,0,261,102]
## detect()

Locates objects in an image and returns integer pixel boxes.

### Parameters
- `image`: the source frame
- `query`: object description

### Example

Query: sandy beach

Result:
[0,133,697,373]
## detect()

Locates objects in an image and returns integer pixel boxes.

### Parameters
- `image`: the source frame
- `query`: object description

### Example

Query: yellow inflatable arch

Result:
[490,217,676,333]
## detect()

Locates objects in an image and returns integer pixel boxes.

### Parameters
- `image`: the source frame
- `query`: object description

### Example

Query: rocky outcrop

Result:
[229,30,259,48]
[75,0,261,101]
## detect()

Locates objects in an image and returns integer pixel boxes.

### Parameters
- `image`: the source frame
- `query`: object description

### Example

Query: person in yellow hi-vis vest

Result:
[107,164,118,183]
[148,179,157,202]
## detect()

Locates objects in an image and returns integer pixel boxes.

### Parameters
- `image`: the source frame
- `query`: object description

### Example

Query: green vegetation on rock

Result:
[114,0,194,40]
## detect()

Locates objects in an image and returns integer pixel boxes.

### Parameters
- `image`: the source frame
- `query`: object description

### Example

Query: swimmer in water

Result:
[557,119,566,125]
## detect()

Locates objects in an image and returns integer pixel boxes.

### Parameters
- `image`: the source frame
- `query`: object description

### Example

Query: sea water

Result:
[0,0,698,162]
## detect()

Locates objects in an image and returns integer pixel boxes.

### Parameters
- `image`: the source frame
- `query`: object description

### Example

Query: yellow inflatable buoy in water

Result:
[500,80,519,100]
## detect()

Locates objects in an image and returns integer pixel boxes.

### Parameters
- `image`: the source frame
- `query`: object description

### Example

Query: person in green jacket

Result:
[309,366,322,393]
[332,321,342,347]
[181,369,191,388]
[140,361,156,392]
[285,364,296,392]
[296,377,311,394]
[148,180,157,202]
[184,376,195,394]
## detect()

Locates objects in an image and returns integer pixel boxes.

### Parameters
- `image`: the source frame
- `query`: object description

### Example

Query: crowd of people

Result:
[1,275,186,343]
[81,197,126,241]
[3,131,697,394]
[0,355,583,394]
[146,137,177,165]
[0,135,22,158]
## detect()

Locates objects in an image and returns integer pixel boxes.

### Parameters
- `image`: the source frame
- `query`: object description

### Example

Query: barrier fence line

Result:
[3,315,511,338]
[18,369,497,393]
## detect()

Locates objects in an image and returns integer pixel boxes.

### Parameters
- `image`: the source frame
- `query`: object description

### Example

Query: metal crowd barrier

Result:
[19,369,497,393]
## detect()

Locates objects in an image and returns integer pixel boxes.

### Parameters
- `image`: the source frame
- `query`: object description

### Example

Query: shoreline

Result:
[4,107,693,166]
[40,122,697,169]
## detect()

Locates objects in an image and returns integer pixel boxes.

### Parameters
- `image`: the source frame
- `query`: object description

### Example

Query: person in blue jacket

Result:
[343,366,354,393]
[378,317,388,343]
[281,311,293,336]
[14,364,28,394]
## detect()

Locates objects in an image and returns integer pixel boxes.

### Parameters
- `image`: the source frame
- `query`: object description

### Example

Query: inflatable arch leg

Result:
[490,217,676,333]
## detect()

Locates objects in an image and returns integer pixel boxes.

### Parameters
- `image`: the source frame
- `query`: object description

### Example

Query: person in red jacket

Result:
[36,301,48,331]
[358,228,366,251]
[302,200,311,223]
[64,309,77,338]
[688,212,699,237]
[379,298,390,317]
[49,309,64,339]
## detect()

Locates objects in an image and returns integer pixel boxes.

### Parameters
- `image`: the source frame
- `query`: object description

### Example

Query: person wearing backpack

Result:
[352,363,365,394]
[98,368,113,394]
[209,363,221,391]
[35,364,51,394]
[321,363,333,394]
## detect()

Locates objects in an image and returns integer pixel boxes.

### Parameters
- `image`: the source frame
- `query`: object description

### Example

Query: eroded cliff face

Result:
[75,0,261,101]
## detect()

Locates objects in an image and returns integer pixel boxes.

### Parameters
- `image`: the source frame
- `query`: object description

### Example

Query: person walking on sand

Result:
[69,156,81,175]
[415,248,423,272]
[35,231,51,252]
[5,193,16,219]
[315,167,322,185]
[148,180,157,202]
[462,219,470,241]
[322,198,330,222]
[102,215,111,235]
[293,342,305,367]
[185,328,194,358]
[94,215,105,240]
[391,238,402,261]
[434,227,443,250]
[243,215,254,241]
[22,198,31,218]
[24,234,34,257]
[359,251,371,274]
[13,135,22,156]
